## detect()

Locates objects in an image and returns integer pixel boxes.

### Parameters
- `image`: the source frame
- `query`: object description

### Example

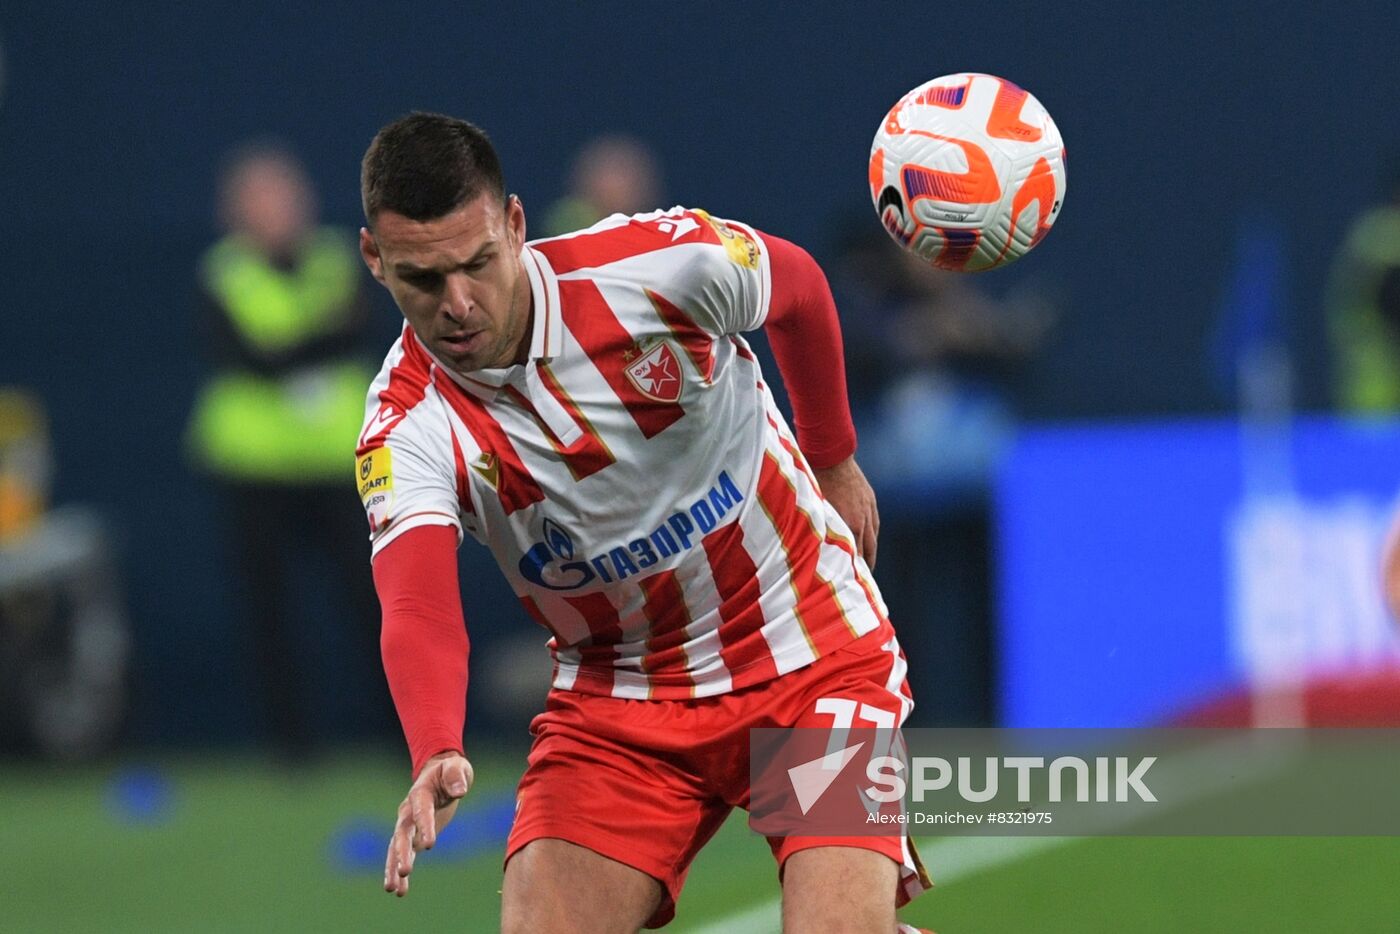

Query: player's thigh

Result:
[501,837,662,934]
[780,845,898,934]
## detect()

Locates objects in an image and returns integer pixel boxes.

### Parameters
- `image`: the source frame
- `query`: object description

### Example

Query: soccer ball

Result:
[869,73,1066,272]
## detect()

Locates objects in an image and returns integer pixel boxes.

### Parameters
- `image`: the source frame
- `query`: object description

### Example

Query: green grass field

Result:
[3,748,1397,932]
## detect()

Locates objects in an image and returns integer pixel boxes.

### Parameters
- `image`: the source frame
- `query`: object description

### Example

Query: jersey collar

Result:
[423,244,563,400]
[522,242,563,362]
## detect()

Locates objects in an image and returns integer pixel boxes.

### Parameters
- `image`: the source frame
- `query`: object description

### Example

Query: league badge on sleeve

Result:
[356,448,394,531]
[625,340,683,403]
[694,209,761,269]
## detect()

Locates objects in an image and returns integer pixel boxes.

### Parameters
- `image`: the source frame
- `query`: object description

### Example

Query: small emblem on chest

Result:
[625,340,683,403]
[471,451,500,488]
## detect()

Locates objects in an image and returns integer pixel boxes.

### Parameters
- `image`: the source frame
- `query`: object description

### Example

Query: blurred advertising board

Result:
[995,417,1400,727]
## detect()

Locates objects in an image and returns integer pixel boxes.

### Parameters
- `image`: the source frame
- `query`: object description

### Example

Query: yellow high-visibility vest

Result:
[188,229,372,482]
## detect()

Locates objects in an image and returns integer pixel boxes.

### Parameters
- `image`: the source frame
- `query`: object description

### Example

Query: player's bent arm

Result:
[757,232,857,470]
[758,234,880,566]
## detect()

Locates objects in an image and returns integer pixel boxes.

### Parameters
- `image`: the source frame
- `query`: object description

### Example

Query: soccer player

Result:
[356,112,931,932]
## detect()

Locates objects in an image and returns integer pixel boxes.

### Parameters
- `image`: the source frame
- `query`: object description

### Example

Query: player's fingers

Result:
[442,759,471,800]
[394,828,417,895]
[385,808,408,883]
[866,502,879,569]
[385,841,409,896]
[383,837,397,892]
[385,817,414,894]
[409,786,436,851]
[854,512,874,570]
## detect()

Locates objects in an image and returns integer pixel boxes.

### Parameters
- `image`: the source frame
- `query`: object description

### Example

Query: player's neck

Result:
[511,295,535,367]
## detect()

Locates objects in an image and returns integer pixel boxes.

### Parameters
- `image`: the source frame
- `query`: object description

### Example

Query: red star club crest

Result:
[625,341,683,403]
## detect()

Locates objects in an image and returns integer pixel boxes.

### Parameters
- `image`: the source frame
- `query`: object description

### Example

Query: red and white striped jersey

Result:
[355,207,889,700]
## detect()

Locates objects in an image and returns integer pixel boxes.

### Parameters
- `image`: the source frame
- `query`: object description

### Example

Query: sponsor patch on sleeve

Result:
[694,209,761,269]
[356,448,394,531]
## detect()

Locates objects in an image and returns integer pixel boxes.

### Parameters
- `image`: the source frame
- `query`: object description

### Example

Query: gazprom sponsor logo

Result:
[519,470,745,591]
[543,518,574,560]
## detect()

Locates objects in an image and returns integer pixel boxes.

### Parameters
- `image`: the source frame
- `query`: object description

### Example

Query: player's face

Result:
[361,192,531,373]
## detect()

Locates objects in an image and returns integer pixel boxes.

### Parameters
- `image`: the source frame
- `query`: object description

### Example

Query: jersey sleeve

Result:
[355,403,462,558]
[671,209,774,336]
[373,524,469,777]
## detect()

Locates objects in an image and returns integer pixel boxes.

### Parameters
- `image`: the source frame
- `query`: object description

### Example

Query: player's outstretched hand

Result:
[384,751,474,897]
[813,455,880,570]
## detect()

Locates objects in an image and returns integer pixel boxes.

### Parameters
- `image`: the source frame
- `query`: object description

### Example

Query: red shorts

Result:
[505,624,931,928]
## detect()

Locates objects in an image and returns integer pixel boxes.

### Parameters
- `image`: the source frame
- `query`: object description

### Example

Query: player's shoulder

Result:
[357,325,448,456]
[533,205,721,248]
[528,206,763,276]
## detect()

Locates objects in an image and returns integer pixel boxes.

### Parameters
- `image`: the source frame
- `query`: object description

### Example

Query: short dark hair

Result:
[360,112,506,225]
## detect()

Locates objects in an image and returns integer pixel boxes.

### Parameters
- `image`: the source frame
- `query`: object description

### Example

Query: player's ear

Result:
[506,194,526,249]
[360,227,386,283]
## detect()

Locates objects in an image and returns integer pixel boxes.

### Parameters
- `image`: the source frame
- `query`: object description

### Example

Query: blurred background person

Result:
[1326,154,1400,413]
[0,389,128,760]
[0,390,49,546]
[185,142,386,761]
[542,134,663,235]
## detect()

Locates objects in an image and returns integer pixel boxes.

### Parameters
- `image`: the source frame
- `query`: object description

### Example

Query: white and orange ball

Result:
[869,73,1066,272]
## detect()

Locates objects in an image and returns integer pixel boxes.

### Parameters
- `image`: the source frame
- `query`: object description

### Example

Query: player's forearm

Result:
[381,613,469,778]
[759,233,858,469]
[372,525,470,777]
